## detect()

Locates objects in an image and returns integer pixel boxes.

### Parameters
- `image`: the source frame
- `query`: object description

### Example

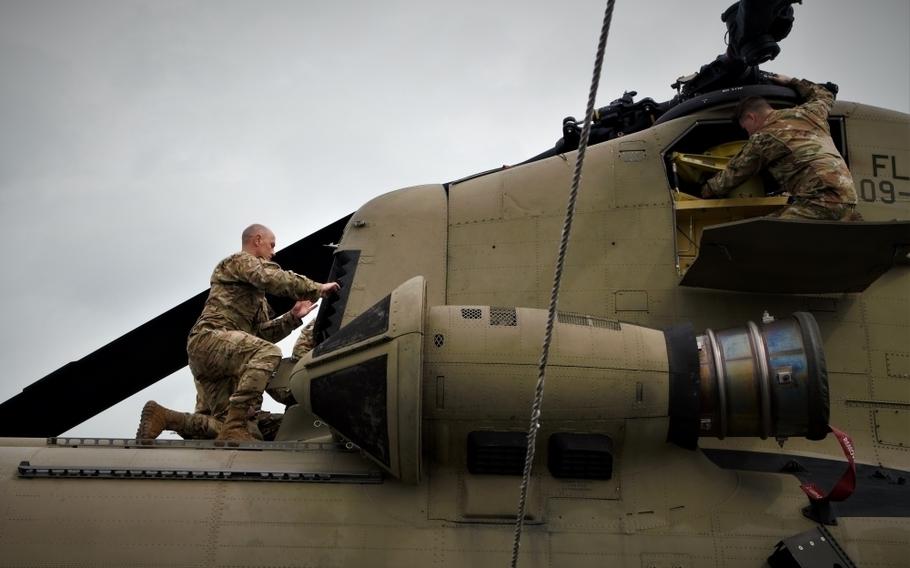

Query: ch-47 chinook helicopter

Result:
[1,1,908,566]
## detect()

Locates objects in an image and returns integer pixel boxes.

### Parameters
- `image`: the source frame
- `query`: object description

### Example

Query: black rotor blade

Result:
[0,215,351,437]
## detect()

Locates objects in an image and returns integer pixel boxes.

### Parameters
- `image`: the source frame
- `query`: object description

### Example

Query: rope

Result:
[509,2,616,566]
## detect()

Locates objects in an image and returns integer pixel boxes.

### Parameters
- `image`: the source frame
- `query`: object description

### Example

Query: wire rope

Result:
[509,2,617,566]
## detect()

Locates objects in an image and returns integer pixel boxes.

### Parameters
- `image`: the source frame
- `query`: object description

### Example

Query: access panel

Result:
[680,218,910,293]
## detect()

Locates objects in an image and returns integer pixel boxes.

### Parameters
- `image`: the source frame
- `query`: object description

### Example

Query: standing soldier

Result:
[701,74,861,221]
[150,224,338,442]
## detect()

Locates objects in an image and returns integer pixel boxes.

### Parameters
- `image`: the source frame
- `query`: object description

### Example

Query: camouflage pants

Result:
[187,329,282,416]
[174,411,221,439]
[769,199,863,221]
[243,321,317,407]
[172,409,284,441]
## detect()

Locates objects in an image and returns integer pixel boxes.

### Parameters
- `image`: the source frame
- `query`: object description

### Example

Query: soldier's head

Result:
[242,223,276,260]
[734,96,774,135]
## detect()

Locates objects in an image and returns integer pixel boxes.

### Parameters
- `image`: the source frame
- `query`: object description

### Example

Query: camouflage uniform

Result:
[155,382,276,440]
[171,401,220,438]
[235,321,316,409]
[292,321,316,360]
[704,78,860,220]
[173,322,317,440]
[166,410,223,440]
[162,407,284,440]
[187,251,320,424]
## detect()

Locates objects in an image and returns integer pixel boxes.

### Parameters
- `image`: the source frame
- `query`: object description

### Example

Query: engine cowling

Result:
[286,276,828,482]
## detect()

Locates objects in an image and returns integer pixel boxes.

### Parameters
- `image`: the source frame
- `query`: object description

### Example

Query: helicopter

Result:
[0,1,908,566]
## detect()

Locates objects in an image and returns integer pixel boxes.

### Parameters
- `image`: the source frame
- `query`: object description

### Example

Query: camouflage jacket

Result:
[292,321,316,360]
[705,78,857,204]
[189,251,320,339]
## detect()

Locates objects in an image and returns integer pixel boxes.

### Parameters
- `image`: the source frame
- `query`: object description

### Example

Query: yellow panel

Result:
[674,196,788,210]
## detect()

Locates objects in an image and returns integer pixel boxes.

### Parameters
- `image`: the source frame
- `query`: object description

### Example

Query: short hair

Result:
[733,96,772,122]
[241,223,270,245]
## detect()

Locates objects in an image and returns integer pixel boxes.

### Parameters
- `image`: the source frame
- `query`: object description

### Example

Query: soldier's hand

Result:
[319,282,341,297]
[291,300,317,319]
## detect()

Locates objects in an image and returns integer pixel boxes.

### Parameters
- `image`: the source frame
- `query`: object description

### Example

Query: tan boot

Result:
[136,400,184,440]
[215,405,257,443]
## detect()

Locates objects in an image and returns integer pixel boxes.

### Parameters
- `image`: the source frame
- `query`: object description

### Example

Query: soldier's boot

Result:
[216,405,257,443]
[136,400,184,440]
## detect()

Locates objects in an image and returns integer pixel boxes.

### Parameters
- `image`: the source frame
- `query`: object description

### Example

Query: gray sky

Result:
[1,0,908,438]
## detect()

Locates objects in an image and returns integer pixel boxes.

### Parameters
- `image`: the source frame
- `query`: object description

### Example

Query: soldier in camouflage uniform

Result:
[136,309,320,441]
[151,224,339,442]
[701,74,861,221]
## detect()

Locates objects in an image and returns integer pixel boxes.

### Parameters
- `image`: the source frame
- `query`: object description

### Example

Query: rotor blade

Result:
[0,214,351,437]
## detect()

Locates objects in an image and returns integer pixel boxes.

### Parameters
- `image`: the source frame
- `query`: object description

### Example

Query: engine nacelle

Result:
[286,276,828,482]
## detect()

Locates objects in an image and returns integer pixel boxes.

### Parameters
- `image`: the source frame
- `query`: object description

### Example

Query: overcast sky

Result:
[1,0,908,438]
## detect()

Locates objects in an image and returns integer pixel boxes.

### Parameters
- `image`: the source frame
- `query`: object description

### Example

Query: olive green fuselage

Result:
[1,100,907,567]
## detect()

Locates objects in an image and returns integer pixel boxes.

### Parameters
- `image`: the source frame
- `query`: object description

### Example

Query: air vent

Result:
[490,307,517,326]
[461,308,483,320]
[557,312,621,330]
[547,433,613,480]
[467,431,527,476]
[558,312,587,326]
[313,250,360,344]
